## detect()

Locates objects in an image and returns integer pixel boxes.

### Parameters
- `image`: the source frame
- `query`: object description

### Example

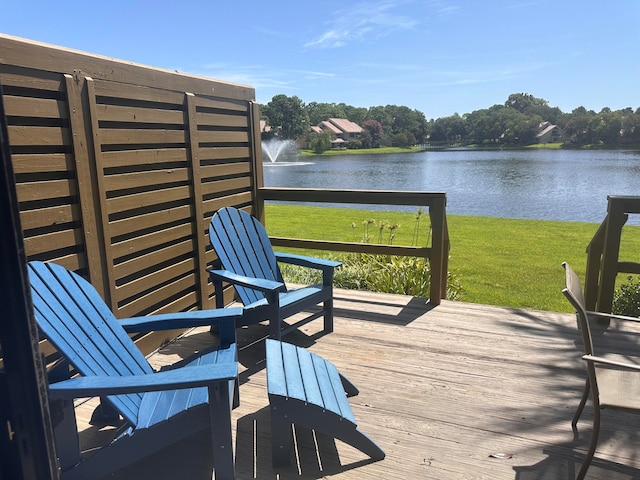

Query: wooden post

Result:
[597,197,628,313]
[0,83,59,479]
[184,93,211,309]
[429,195,447,305]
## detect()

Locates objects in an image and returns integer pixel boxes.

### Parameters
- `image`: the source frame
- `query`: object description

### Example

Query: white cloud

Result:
[304,0,418,49]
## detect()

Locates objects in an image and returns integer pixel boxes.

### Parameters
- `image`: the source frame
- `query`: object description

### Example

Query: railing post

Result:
[584,218,606,311]
[429,195,447,305]
[597,197,628,313]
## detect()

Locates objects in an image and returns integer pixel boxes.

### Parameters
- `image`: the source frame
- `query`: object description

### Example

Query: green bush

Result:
[613,275,640,317]
[279,253,463,301]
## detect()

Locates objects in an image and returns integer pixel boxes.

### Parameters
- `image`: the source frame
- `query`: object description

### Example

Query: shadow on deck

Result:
[75,290,640,479]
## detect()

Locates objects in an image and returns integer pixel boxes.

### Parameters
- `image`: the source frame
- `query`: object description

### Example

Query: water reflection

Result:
[263,149,640,224]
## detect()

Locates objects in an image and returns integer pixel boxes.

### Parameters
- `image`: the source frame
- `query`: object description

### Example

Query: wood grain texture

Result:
[73,292,640,479]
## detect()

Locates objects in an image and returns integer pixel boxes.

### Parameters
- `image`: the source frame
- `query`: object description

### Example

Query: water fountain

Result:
[261,138,298,164]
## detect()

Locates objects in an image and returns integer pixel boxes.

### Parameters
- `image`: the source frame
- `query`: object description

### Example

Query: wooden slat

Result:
[101,148,188,169]
[0,68,65,91]
[200,177,252,196]
[11,153,74,174]
[94,103,185,124]
[115,258,195,303]
[199,146,250,161]
[192,95,248,112]
[195,111,248,128]
[93,80,185,105]
[109,205,192,238]
[8,125,71,146]
[3,95,69,119]
[19,204,79,230]
[23,228,84,256]
[16,179,77,202]
[195,130,249,144]
[113,240,194,279]
[200,162,251,179]
[111,224,193,260]
[115,270,197,318]
[98,128,186,145]
[106,185,191,215]
[104,168,190,191]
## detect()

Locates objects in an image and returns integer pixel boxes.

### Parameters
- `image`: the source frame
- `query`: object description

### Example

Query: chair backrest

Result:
[562,262,595,356]
[209,207,286,306]
[28,261,150,425]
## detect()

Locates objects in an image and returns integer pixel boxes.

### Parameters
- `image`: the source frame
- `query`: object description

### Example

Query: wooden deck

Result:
[73,289,640,479]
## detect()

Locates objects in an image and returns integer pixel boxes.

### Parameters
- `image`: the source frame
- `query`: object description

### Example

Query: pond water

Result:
[263,149,640,224]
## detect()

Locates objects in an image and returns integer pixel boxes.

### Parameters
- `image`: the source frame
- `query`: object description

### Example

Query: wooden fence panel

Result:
[0,34,261,355]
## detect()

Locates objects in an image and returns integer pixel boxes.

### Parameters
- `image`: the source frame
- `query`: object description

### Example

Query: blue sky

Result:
[2,0,638,119]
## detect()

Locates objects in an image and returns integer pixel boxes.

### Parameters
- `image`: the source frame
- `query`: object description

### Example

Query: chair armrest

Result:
[587,310,640,323]
[274,252,341,271]
[583,354,640,371]
[207,268,284,293]
[119,307,243,333]
[48,363,238,400]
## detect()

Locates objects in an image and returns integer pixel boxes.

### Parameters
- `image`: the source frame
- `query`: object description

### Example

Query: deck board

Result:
[72,290,640,479]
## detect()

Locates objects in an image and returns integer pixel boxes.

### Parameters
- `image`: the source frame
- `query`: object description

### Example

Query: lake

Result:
[263,149,640,224]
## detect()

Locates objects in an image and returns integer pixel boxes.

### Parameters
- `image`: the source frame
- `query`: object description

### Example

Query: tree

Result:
[361,119,384,148]
[309,130,333,153]
[306,102,346,126]
[505,93,549,113]
[261,94,309,140]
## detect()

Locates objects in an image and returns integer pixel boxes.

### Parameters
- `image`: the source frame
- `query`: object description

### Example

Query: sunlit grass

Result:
[264,204,640,312]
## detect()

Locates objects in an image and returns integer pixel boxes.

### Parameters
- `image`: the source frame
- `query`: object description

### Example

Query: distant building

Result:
[315,118,363,148]
[536,122,568,144]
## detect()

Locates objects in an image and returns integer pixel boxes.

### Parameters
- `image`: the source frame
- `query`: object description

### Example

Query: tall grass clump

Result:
[279,209,463,301]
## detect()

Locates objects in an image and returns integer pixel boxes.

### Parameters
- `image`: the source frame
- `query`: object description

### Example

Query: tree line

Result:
[260,93,640,149]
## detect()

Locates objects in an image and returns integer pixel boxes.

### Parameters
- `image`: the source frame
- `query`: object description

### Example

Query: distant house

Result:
[260,120,272,134]
[536,122,568,144]
[315,118,363,148]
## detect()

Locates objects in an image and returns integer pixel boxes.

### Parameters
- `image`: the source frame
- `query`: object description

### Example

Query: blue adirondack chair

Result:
[208,207,341,340]
[28,261,243,480]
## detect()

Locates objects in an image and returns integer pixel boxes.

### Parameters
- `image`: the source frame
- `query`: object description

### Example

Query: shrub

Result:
[278,209,463,300]
[612,275,640,317]
[279,253,462,300]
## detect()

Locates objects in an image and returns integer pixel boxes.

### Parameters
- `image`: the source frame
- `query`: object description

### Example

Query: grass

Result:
[264,204,640,313]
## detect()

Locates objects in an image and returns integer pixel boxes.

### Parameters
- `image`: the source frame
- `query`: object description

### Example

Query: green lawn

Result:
[263,204,640,313]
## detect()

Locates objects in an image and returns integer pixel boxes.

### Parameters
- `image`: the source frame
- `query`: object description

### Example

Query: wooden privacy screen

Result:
[1,35,263,350]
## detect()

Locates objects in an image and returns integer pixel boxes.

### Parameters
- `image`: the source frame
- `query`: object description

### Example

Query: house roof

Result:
[328,118,363,134]
[536,123,565,138]
[310,125,322,134]
[319,120,342,135]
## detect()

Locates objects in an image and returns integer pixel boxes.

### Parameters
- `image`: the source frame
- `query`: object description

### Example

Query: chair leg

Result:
[572,378,590,427]
[577,406,600,480]
[208,382,235,479]
[270,418,293,467]
[323,298,334,333]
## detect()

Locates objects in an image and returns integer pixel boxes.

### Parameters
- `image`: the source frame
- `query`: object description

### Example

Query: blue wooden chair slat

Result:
[310,350,342,416]
[265,339,384,467]
[280,341,307,401]
[209,206,341,339]
[28,261,242,480]
[296,347,324,407]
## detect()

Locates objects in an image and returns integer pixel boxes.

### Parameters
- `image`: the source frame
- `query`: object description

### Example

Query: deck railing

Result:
[255,187,449,305]
[585,195,640,312]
